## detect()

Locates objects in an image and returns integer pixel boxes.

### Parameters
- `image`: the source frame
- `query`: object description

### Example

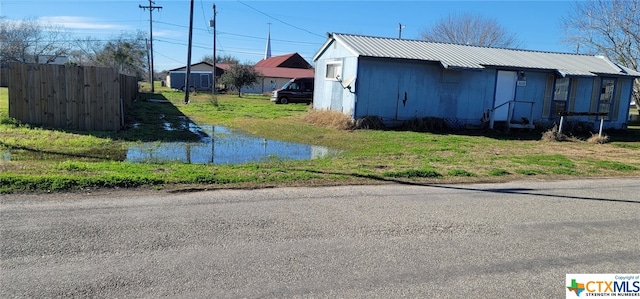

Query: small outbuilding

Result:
[166,62,230,92]
[312,33,640,130]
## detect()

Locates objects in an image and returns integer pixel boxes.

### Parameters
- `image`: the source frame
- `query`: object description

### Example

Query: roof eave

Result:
[313,33,360,62]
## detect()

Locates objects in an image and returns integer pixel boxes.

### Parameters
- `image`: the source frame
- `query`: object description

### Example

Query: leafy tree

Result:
[73,31,148,78]
[201,54,240,65]
[0,17,71,63]
[219,64,261,97]
[562,0,640,109]
[421,13,521,48]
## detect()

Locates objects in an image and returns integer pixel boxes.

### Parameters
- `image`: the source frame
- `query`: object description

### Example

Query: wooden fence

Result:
[7,62,138,131]
[0,66,8,87]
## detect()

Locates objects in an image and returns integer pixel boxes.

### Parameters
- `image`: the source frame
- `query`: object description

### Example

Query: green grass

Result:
[1,85,640,193]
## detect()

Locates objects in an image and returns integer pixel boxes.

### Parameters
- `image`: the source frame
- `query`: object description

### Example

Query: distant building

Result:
[166,62,230,92]
[243,53,314,94]
[166,53,315,94]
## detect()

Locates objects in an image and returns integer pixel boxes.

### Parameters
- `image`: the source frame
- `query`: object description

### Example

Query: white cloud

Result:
[38,16,129,31]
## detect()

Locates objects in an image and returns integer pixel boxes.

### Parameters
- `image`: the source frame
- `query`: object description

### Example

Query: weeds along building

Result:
[312,33,640,130]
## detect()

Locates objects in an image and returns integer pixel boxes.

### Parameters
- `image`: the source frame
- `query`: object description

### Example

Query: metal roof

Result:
[313,33,640,78]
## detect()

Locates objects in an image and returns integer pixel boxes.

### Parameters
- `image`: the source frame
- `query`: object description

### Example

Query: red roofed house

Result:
[242,53,315,94]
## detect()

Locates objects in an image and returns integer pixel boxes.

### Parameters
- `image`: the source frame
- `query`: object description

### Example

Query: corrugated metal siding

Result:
[328,33,640,78]
[354,57,497,123]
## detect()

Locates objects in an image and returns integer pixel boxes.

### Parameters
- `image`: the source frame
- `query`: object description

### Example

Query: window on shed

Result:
[550,77,570,117]
[325,61,342,80]
[598,78,616,119]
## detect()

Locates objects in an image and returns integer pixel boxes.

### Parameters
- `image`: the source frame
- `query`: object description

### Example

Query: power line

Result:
[235,0,325,39]
[152,20,321,46]
[200,0,212,34]
[153,50,184,65]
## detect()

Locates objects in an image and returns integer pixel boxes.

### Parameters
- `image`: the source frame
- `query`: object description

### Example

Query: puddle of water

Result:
[0,121,339,165]
[125,125,340,165]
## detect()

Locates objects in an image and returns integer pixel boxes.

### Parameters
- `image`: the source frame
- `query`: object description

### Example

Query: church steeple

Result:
[264,22,272,60]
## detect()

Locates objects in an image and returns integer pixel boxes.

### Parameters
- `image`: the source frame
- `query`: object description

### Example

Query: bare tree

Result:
[0,17,71,63]
[69,37,104,66]
[421,13,521,48]
[562,0,640,109]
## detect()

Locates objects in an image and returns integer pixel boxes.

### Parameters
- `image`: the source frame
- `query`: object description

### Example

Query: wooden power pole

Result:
[139,0,162,93]
[184,0,195,104]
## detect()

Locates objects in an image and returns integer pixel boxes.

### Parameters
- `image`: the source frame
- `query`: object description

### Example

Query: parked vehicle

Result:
[270,77,314,104]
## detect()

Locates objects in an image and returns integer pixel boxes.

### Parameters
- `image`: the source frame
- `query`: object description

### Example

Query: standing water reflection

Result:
[125,125,339,165]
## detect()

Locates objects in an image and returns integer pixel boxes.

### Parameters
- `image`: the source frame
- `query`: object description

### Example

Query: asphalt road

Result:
[1,178,639,298]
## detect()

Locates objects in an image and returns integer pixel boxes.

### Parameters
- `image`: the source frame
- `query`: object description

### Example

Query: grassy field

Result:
[1,83,639,193]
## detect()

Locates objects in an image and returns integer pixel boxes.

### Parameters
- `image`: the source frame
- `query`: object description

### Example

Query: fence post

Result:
[558,116,564,133]
[598,117,604,137]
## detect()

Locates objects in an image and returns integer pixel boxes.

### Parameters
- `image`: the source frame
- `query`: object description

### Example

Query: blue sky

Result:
[1,0,577,71]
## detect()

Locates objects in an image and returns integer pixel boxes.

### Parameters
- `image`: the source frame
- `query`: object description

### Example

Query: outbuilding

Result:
[166,62,229,92]
[312,33,640,130]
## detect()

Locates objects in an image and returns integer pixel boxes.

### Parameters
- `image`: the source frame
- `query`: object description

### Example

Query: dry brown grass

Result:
[302,109,354,130]
[587,134,610,144]
[541,126,569,142]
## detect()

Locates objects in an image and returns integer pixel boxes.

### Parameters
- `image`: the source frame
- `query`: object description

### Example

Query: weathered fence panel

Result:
[7,62,137,131]
[0,66,9,87]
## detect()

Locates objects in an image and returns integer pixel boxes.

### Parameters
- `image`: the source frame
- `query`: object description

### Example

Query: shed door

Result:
[200,74,210,89]
[494,71,517,121]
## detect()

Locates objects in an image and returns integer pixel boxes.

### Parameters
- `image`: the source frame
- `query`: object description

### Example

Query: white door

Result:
[494,71,517,121]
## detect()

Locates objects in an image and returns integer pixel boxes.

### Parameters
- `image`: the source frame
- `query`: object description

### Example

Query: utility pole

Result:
[398,23,405,39]
[139,0,162,93]
[184,0,194,104]
[210,4,217,95]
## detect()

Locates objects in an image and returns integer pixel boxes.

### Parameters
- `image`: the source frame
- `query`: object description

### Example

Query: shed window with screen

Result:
[325,61,342,80]
[597,78,616,119]
[551,77,570,117]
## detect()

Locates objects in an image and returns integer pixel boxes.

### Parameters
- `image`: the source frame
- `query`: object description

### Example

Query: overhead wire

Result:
[152,20,320,46]
[200,0,212,34]
[235,0,325,39]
